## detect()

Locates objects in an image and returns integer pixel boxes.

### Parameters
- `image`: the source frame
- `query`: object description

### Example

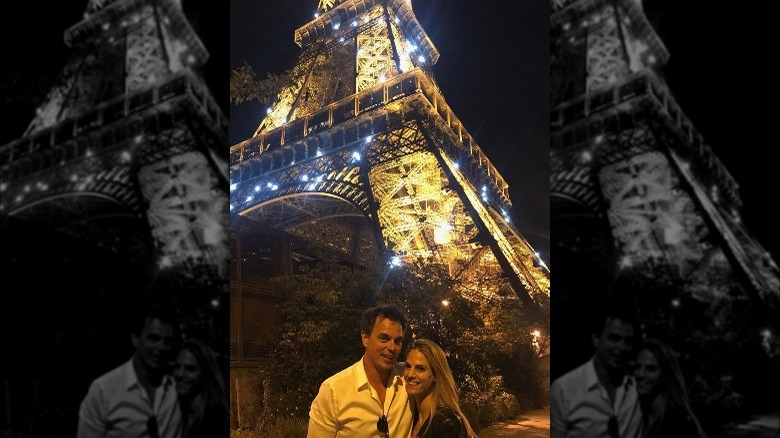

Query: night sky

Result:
[641,0,779,268]
[229,0,552,265]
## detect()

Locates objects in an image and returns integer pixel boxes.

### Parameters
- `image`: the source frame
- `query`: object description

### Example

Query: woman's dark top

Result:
[414,406,467,438]
[646,408,703,438]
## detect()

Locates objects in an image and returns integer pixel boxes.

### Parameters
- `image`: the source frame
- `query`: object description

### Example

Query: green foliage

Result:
[625,266,778,431]
[257,256,376,421]
[229,63,293,106]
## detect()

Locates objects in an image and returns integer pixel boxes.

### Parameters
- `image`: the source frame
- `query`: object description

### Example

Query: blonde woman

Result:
[404,339,477,438]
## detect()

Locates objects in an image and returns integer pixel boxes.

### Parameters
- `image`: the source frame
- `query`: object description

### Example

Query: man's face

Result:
[361,316,404,375]
[132,317,174,371]
[592,317,634,374]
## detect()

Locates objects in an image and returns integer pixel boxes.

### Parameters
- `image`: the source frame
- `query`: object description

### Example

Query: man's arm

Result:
[307,381,338,438]
[76,382,107,438]
[76,417,106,438]
[550,379,568,438]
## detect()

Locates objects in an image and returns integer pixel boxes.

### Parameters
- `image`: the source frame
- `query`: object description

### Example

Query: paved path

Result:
[721,406,780,438]
[476,408,550,438]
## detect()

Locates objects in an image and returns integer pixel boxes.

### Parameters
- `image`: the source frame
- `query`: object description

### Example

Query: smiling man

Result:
[77,303,182,438]
[551,304,643,438]
[307,303,412,438]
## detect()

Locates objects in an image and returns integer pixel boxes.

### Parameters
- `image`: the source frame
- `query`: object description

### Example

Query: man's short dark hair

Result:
[360,303,408,335]
[590,302,637,337]
[130,302,177,336]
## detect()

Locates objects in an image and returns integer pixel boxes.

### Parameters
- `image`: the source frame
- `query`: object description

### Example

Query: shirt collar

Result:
[123,358,174,392]
[355,356,404,392]
[585,357,634,391]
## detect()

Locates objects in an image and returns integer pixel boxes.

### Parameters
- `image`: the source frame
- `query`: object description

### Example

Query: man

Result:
[551,305,642,438]
[77,303,182,438]
[307,303,412,437]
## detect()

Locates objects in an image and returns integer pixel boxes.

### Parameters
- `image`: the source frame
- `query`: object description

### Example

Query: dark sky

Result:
[641,0,779,272]
[1,0,227,144]
[230,0,552,265]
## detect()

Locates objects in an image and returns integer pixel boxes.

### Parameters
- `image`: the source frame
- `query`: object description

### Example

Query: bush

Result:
[265,417,309,438]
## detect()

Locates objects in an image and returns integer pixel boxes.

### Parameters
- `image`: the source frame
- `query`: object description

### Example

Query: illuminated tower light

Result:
[120,151,132,162]
[352,151,361,161]
[230,183,237,191]
[316,149,323,157]
[266,108,272,114]
[417,55,425,63]
[254,185,261,191]
[159,255,172,268]
[301,175,309,182]
[230,204,234,211]
[246,195,253,202]
[581,150,592,163]
[389,256,402,267]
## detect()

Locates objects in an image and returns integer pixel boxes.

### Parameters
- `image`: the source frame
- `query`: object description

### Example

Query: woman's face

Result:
[634,348,664,396]
[404,349,435,399]
[174,349,203,396]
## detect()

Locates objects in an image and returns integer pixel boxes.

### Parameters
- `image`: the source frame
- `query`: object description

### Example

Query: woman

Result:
[404,338,476,438]
[173,338,230,438]
[634,338,707,438]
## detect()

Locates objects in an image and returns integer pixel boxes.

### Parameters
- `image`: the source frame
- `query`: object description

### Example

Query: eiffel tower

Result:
[1,0,229,281]
[230,0,549,308]
[550,0,780,372]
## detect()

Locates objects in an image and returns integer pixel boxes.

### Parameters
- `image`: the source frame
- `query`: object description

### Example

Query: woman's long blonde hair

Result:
[407,338,473,434]
[640,338,707,438]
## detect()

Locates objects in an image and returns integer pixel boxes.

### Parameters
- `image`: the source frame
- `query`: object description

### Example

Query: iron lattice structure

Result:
[230,0,549,311]
[0,0,229,277]
[550,0,779,317]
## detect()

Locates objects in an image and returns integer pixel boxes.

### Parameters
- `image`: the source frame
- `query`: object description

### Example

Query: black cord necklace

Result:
[375,383,398,438]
